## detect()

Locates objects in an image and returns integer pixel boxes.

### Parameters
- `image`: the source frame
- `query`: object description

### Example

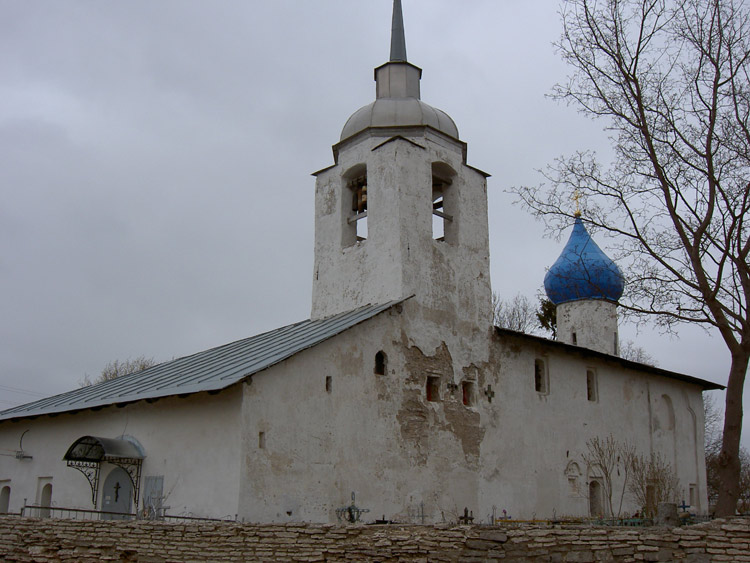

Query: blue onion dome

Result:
[544,216,625,305]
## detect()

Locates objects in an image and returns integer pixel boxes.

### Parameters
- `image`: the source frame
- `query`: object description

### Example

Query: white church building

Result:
[0,1,719,523]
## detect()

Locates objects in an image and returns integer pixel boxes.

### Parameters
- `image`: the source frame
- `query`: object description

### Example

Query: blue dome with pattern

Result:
[544,217,624,305]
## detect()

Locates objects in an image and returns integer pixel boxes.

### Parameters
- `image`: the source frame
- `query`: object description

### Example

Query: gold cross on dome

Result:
[573,190,582,217]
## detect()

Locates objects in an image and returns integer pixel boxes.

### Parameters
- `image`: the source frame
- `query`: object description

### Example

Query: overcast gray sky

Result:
[1,1,745,448]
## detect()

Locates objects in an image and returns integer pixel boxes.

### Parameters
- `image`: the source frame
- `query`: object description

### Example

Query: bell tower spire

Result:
[390,0,407,62]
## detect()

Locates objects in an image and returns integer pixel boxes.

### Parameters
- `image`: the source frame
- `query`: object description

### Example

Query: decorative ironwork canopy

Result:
[63,435,144,509]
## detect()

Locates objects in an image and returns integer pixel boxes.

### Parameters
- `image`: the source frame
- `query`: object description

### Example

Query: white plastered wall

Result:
[478,332,707,519]
[0,388,243,519]
[238,304,489,524]
[557,300,619,356]
[238,304,707,524]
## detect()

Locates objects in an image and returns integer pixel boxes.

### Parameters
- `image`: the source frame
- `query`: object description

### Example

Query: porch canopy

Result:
[64,435,144,462]
[63,435,144,508]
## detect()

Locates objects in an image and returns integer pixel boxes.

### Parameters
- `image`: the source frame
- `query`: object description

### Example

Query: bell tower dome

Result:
[311,0,491,327]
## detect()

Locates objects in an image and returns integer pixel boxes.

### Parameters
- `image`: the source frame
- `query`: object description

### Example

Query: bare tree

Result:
[704,393,750,512]
[492,292,539,333]
[79,355,157,387]
[583,435,635,517]
[619,341,659,366]
[515,0,750,515]
[628,452,681,517]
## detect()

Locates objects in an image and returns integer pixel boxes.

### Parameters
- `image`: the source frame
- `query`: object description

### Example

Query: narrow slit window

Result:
[349,176,368,242]
[325,376,332,394]
[534,359,548,394]
[432,163,456,242]
[572,332,578,345]
[374,351,387,375]
[342,165,368,247]
[462,381,476,406]
[586,369,597,402]
[426,376,440,402]
[613,332,618,355]
[258,432,266,449]
[432,189,447,240]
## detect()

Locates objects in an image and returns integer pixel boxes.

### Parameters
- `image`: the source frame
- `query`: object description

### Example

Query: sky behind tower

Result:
[1,1,744,447]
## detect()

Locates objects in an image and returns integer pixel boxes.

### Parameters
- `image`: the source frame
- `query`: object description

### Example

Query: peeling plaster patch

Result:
[443,399,483,461]
[462,364,480,381]
[396,334,482,464]
[396,391,430,465]
[400,334,454,384]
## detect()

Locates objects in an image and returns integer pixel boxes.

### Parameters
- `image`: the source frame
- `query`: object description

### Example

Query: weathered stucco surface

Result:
[557,299,619,355]
[0,389,243,519]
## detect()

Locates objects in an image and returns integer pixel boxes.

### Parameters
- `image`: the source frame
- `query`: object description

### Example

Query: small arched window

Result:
[374,351,387,375]
[40,483,52,518]
[0,485,10,514]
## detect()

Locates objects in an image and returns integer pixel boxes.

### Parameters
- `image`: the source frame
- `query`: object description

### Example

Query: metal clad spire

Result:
[390,0,407,62]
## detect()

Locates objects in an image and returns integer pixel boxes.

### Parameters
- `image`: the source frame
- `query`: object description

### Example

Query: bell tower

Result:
[311,0,492,328]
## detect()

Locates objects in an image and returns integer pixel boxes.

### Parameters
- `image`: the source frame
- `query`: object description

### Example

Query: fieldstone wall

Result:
[0,515,748,562]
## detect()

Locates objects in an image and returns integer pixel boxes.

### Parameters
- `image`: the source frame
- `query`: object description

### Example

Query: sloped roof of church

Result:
[544,216,625,305]
[0,300,403,422]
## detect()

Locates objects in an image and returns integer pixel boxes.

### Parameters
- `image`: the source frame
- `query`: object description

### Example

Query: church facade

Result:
[0,1,719,524]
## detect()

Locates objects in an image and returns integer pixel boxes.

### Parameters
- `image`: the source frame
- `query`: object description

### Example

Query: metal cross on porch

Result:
[679,500,690,511]
[484,384,495,402]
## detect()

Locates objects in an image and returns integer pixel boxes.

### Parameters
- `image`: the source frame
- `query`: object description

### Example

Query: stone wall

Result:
[0,515,748,562]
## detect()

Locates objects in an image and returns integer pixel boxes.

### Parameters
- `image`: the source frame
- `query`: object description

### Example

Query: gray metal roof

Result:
[0,300,403,422]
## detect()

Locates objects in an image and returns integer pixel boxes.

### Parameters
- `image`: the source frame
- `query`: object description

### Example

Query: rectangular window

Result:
[572,332,578,345]
[143,476,164,517]
[613,332,618,355]
[586,369,598,402]
[426,376,440,402]
[258,432,266,449]
[534,359,548,394]
[325,376,332,394]
[462,381,476,406]
[689,484,698,508]
[374,351,387,375]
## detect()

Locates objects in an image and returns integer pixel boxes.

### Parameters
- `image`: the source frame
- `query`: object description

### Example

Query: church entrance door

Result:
[101,467,132,520]
[589,480,603,517]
